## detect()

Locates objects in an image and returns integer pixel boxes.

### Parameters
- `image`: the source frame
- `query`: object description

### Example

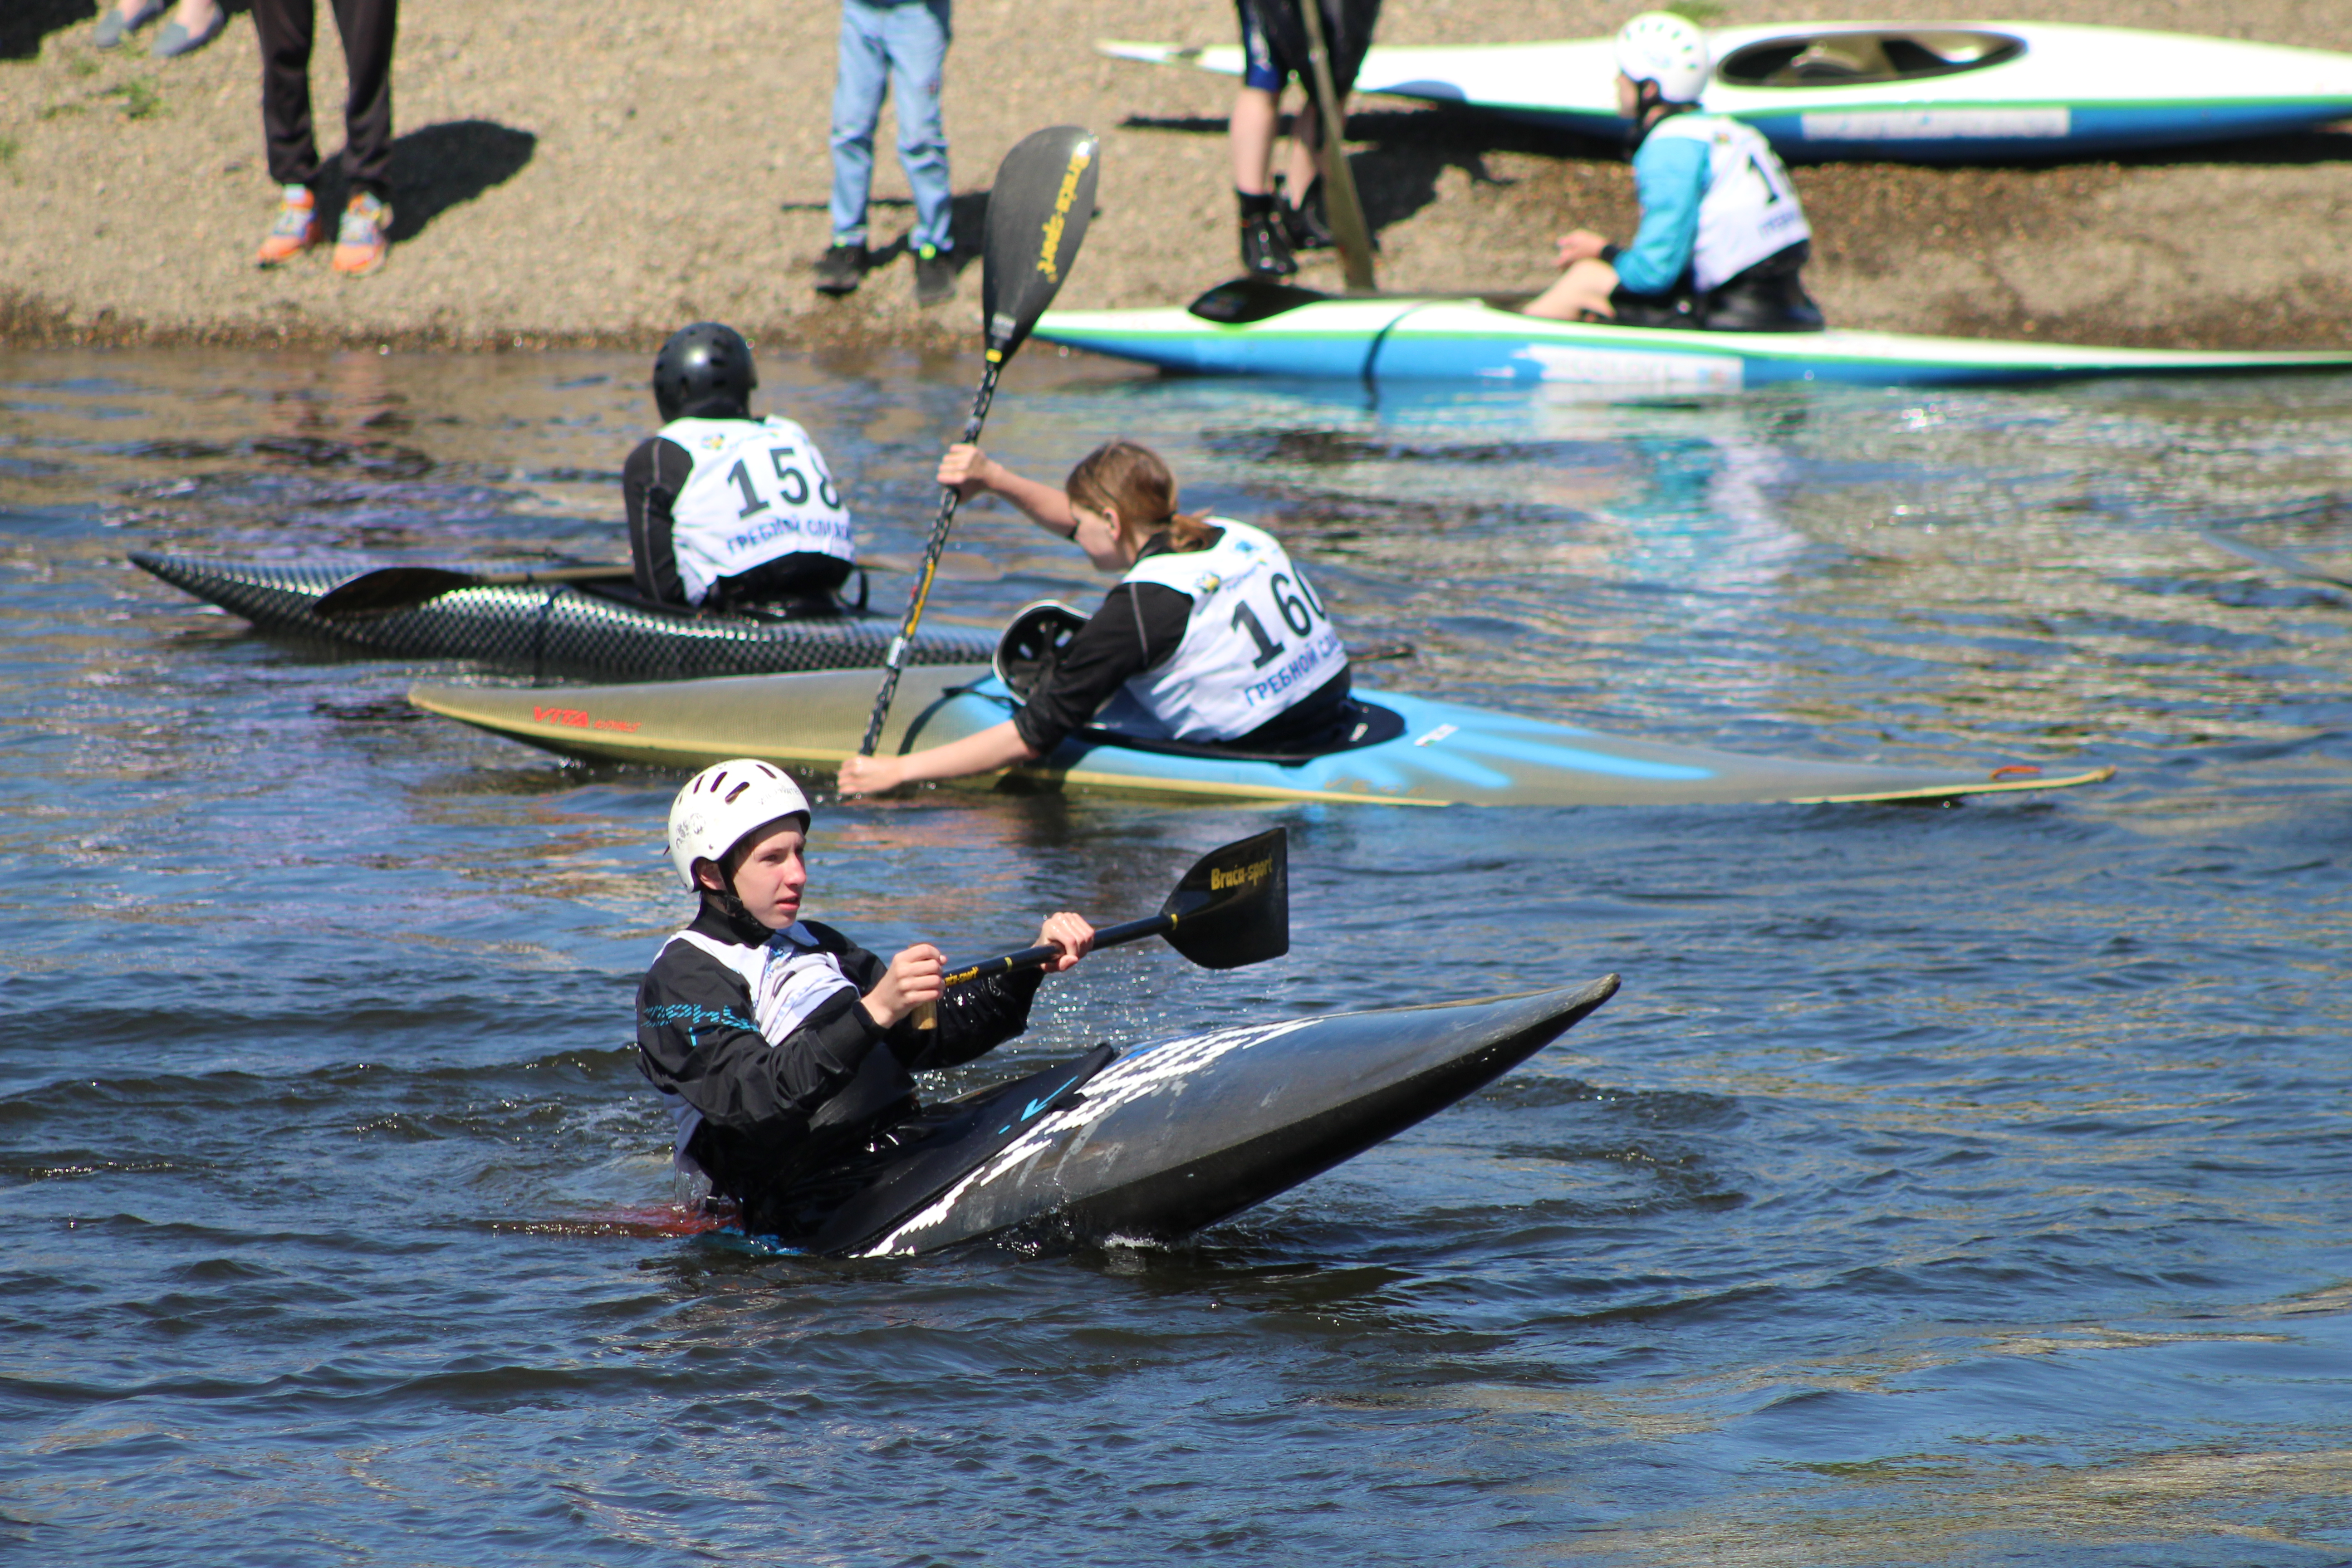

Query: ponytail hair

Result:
[1065,439,1219,554]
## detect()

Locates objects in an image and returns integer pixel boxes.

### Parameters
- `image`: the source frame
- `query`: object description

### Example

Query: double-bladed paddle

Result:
[941,828,1289,994]
[858,125,1102,758]
[309,550,1011,619]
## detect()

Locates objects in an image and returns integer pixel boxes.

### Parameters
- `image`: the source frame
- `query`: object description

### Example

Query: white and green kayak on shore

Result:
[407,666,2112,808]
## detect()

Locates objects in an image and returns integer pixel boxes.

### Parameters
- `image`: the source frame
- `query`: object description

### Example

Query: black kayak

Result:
[131,552,997,682]
[793,976,1621,1258]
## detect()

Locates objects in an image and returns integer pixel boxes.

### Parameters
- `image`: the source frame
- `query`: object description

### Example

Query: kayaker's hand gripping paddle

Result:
[943,828,1290,988]
[858,126,1102,759]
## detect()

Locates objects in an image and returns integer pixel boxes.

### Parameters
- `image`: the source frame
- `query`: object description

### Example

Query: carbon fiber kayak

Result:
[132,553,996,682]
[407,664,2115,807]
[1034,298,2352,390]
[816,977,1622,1257]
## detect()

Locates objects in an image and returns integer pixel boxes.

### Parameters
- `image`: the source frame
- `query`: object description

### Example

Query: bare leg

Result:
[1524,258,1621,321]
[1284,96,1321,198]
[1230,87,1279,195]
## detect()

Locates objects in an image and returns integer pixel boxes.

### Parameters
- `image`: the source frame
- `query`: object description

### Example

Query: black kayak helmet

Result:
[652,322,757,421]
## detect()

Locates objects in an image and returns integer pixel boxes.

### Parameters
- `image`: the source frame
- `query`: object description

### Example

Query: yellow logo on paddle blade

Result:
[1209,856,1273,892]
[1035,147,1093,282]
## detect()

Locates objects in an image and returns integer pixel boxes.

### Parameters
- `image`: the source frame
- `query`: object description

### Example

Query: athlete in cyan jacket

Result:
[1526,12,1823,332]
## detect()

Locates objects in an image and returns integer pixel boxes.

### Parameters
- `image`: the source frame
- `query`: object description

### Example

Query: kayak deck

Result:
[1033,299,2352,390]
[133,552,996,681]
[407,665,2113,808]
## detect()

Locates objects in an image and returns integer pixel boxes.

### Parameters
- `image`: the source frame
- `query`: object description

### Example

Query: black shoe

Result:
[914,245,955,306]
[1240,211,1296,277]
[813,241,866,296]
[1279,176,1335,251]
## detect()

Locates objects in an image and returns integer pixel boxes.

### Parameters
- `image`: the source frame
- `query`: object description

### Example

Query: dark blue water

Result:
[4,348,2350,1565]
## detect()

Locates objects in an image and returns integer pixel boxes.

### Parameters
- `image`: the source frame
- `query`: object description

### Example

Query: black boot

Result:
[1237,191,1296,277]
[1278,175,1335,252]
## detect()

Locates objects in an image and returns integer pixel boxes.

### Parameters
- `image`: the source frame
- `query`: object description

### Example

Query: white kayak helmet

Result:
[1615,10,1711,105]
[666,759,810,890]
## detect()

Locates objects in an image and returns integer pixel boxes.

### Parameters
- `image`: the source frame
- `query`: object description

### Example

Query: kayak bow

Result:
[815,976,1623,1256]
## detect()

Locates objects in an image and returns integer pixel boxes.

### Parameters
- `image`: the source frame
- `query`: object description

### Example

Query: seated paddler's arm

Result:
[892,910,1097,1072]
[1613,136,1709,295]
[836,720,1042,797]
[937,445,1082,541]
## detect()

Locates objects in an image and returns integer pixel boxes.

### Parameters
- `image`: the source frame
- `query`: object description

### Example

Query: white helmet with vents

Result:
[666,759,810,889]
[1615,10,1710,105]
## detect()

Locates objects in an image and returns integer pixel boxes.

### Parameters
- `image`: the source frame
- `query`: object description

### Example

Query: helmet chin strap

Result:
[696,863,774,943]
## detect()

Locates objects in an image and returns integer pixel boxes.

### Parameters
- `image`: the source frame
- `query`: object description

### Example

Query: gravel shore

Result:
[1,0,2347,352]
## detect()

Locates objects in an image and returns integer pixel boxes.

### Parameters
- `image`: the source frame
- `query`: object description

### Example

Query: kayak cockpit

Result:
[1716,29,2025,88]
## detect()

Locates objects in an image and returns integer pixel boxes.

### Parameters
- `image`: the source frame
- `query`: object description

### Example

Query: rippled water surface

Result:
[3,347,2350,1566]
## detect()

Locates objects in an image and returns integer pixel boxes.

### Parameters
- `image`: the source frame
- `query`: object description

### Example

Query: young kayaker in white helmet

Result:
[637,758,1094,1235]
[624,323,860,613]
[837,439,1352,796]
[1525,11,1823,332]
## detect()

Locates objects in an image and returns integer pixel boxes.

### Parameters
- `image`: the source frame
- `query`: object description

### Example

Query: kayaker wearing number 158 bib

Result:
[1524,12,1823,333]
[837,440,1352,796]
[624,322,859,612]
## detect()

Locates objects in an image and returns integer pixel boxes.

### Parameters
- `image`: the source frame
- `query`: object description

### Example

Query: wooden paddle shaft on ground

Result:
[1294,0,1377,292]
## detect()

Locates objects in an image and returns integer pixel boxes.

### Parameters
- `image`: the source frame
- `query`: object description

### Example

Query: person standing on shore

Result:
[813,0,956,306]
[1228,0,1326,278]
[251,0,398,277]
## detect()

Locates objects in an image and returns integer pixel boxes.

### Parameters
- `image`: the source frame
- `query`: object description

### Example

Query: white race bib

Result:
[1649,114,1812,293]
[1116,520,1348,741]
[659,416,856,604]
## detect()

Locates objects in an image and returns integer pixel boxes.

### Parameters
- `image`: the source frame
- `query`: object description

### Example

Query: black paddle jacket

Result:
[636,899,1044,1227]
[1014,532,1353,755]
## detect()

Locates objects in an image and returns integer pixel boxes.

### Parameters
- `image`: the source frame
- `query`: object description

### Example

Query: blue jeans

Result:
[829,0,953,253]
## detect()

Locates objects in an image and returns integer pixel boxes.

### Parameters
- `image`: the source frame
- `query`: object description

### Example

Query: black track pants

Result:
[257,0,399,198]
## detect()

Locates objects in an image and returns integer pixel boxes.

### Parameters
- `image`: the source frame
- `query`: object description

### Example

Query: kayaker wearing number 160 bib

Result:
[837,439,1352,796]
[1524,12,1823,333]
[624,323,860,613]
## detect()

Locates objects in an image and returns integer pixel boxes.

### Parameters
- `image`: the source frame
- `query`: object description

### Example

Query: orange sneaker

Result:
[254,185,326,266]
[331,191,392,276]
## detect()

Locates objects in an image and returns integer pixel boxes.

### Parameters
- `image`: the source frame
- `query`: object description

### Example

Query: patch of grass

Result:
[0,135,16,166]
[103,78,163,121]
[69,52,101,78]
[1664,0,1727,21]
[38,102,84,121]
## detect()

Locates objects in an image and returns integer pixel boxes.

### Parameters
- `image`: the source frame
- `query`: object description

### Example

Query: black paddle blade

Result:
[980,126,1102,361]
[313,566,488,618]
[1188,274,1333,325]
[1160,828,1289,970]
[313,563,633,618]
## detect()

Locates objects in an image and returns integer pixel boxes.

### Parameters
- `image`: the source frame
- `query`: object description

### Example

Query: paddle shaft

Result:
[943,911,1171,989]
[859,358,1002,757]
[1294,0,1377,291]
